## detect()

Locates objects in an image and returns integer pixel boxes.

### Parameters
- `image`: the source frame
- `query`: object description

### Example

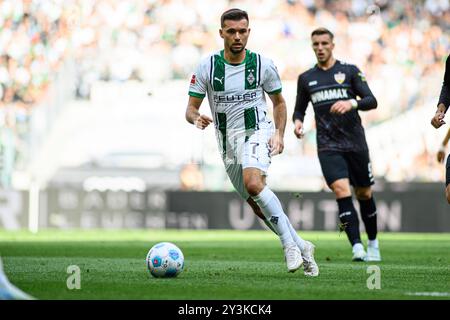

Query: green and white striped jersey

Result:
[188,49,282,135]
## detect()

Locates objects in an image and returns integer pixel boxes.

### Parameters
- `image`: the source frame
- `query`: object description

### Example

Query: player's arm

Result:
[432,103,448,129]
[330,66,377,114]
[185,96,212,130]
[292,74,309,139]
[350,66,378,111]
[268,92,287,156]
[431,55,450,129]
[262,58,286,155]
[186,63,212,130]
[437,127,450,163]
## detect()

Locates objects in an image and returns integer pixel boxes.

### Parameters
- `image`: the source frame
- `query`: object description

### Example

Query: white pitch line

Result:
[405,292,450,297]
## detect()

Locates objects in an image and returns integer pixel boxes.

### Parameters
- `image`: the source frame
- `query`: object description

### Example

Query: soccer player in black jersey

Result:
[431,54,450,204]
[292,28,380,261]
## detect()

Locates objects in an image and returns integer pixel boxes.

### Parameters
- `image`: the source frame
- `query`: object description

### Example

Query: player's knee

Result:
[245,179,264,197]
[355,187,372,200]
[330,181,351,198]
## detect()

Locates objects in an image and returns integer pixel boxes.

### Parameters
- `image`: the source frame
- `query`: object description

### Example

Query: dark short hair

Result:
[220,8,249,27]
[311,27,334,40]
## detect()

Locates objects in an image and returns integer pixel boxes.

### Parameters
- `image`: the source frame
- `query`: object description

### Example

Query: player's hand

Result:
[437,147,446,163]
[195,115,213,130]
[269,131,284,156]
[330,100,352,114]
[431,108,446,128]
[294,120,304,139]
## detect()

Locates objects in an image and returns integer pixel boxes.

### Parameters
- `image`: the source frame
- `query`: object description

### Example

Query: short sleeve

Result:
[262,59,282,95]
[188,61,208,98]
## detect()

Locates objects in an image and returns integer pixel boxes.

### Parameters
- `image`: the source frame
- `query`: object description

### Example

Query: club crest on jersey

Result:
[190,74,196,85]
[247,70,255,85]
[334,72,346,84]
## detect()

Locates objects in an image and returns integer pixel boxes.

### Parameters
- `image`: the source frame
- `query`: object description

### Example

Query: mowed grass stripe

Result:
[0,230,449,300]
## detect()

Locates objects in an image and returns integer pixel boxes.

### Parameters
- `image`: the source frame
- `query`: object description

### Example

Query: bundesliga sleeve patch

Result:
[358,72,367,82]
[190,74,196,85]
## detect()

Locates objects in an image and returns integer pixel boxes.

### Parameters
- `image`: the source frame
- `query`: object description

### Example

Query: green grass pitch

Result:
[0,230,449,300]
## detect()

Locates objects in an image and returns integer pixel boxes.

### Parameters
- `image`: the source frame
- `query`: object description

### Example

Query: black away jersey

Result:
[438,54,450,111]
[293,60,377,152]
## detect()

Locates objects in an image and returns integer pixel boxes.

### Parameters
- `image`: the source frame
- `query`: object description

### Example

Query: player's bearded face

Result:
[312,34,334,63]
[220,19,250,54]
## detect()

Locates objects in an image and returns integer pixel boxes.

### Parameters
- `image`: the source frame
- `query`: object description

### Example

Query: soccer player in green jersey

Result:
[185,8,318,276]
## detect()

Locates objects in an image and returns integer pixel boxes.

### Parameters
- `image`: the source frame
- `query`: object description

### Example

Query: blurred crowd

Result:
[0,0,74,186]
[0,0,72,107]
[0,0,449,188]
[10,0,443,114]
[69,0,450,112]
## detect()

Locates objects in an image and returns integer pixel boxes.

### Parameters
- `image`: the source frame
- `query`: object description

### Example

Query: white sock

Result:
[260,194,307,251]
[252,186,294,247]
[286,221,306,252]
[262,218,278,235]
[368,239,379,248]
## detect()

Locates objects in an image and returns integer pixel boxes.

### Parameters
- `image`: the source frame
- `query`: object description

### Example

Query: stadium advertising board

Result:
[2,186,448,232]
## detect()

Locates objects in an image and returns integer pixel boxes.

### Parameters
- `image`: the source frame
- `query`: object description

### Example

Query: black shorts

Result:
[318,150,374,187]
[446,154,450,186]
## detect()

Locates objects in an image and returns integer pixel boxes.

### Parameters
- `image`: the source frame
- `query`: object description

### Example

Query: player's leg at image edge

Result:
[446,155,450,204]
[0,257,34,300]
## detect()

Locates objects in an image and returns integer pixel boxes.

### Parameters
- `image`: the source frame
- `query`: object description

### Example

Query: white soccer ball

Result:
[146,242,184,278]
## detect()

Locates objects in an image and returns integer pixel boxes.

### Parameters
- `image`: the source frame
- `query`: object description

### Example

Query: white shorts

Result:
[220,127,273,200]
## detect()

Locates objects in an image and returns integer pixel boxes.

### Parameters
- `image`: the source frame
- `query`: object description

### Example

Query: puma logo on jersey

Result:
[214,76,224,84]
[308,80,318,86]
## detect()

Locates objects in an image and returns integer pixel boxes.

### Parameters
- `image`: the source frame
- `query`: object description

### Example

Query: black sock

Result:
[358,197,378,241]
[336,197,361,246]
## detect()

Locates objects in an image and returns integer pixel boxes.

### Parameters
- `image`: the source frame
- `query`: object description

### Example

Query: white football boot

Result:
[301,241,319,277]
[284,243,303,273]
[365,245,381,262]
[0,257,34,300]
[352,243,367,262]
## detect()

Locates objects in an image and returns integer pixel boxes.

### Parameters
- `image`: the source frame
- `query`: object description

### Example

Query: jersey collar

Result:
[316,59,339,71]
[220,49,249,66]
